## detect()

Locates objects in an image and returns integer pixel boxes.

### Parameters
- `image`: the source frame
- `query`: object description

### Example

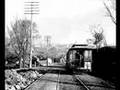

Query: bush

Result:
[5,69,42,90]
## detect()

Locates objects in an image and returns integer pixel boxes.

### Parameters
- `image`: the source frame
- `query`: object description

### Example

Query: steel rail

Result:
[56,70,60,90]
[23,73,46,90]
[22,68,49,90]
[75,75,91,90]
[23,67,52,89]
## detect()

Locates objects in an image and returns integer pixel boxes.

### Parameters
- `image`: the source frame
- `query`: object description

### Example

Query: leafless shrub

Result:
[89,24,107,48]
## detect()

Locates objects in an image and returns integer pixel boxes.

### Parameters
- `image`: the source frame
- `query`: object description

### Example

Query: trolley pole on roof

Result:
[24,1,39,68]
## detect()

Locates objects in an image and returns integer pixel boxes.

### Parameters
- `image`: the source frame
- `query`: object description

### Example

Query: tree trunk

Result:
[23,56,25,68]
[19,57,23,69]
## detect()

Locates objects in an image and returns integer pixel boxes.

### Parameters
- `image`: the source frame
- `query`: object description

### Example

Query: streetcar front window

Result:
[69,50,82,61]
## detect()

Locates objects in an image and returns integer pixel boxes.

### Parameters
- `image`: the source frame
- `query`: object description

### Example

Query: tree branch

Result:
[103,2,116,24]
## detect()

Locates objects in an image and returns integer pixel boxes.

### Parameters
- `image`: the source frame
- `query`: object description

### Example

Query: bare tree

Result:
[103,0,116,24]
[8,19,37,68]
[89,24,107,48]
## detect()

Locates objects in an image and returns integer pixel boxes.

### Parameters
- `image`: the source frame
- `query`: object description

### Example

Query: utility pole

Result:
[44,35,51,47]
[44,35,51,66]
[24,1,39,68]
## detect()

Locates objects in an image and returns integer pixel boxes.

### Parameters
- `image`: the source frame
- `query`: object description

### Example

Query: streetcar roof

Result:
[69,46,96,50]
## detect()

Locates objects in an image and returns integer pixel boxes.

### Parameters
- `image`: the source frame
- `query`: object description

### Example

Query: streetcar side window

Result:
[84,50,92,62]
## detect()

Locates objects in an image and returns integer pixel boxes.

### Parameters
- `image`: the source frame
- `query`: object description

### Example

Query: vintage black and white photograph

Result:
[5,0,116,90]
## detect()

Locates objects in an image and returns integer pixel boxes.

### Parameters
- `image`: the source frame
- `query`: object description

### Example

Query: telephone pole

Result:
[44,35,51,47]
[24,1,39,68]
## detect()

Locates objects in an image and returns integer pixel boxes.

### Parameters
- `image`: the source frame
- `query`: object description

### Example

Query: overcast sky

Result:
[5,0,116,46]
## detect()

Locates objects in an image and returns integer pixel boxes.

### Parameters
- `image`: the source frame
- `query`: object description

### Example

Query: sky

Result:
[5,0,116,46]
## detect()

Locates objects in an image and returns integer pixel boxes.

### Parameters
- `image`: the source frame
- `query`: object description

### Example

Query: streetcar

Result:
[66,44,96,72]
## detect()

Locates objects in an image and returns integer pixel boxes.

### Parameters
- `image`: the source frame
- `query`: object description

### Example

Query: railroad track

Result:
[74,75,91,90]
[56,70,60,90]
[72,70,116,90]
[70,70,90,90]
[23,73,45,90]
[23,69,61,90]
[22,67,51,90]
